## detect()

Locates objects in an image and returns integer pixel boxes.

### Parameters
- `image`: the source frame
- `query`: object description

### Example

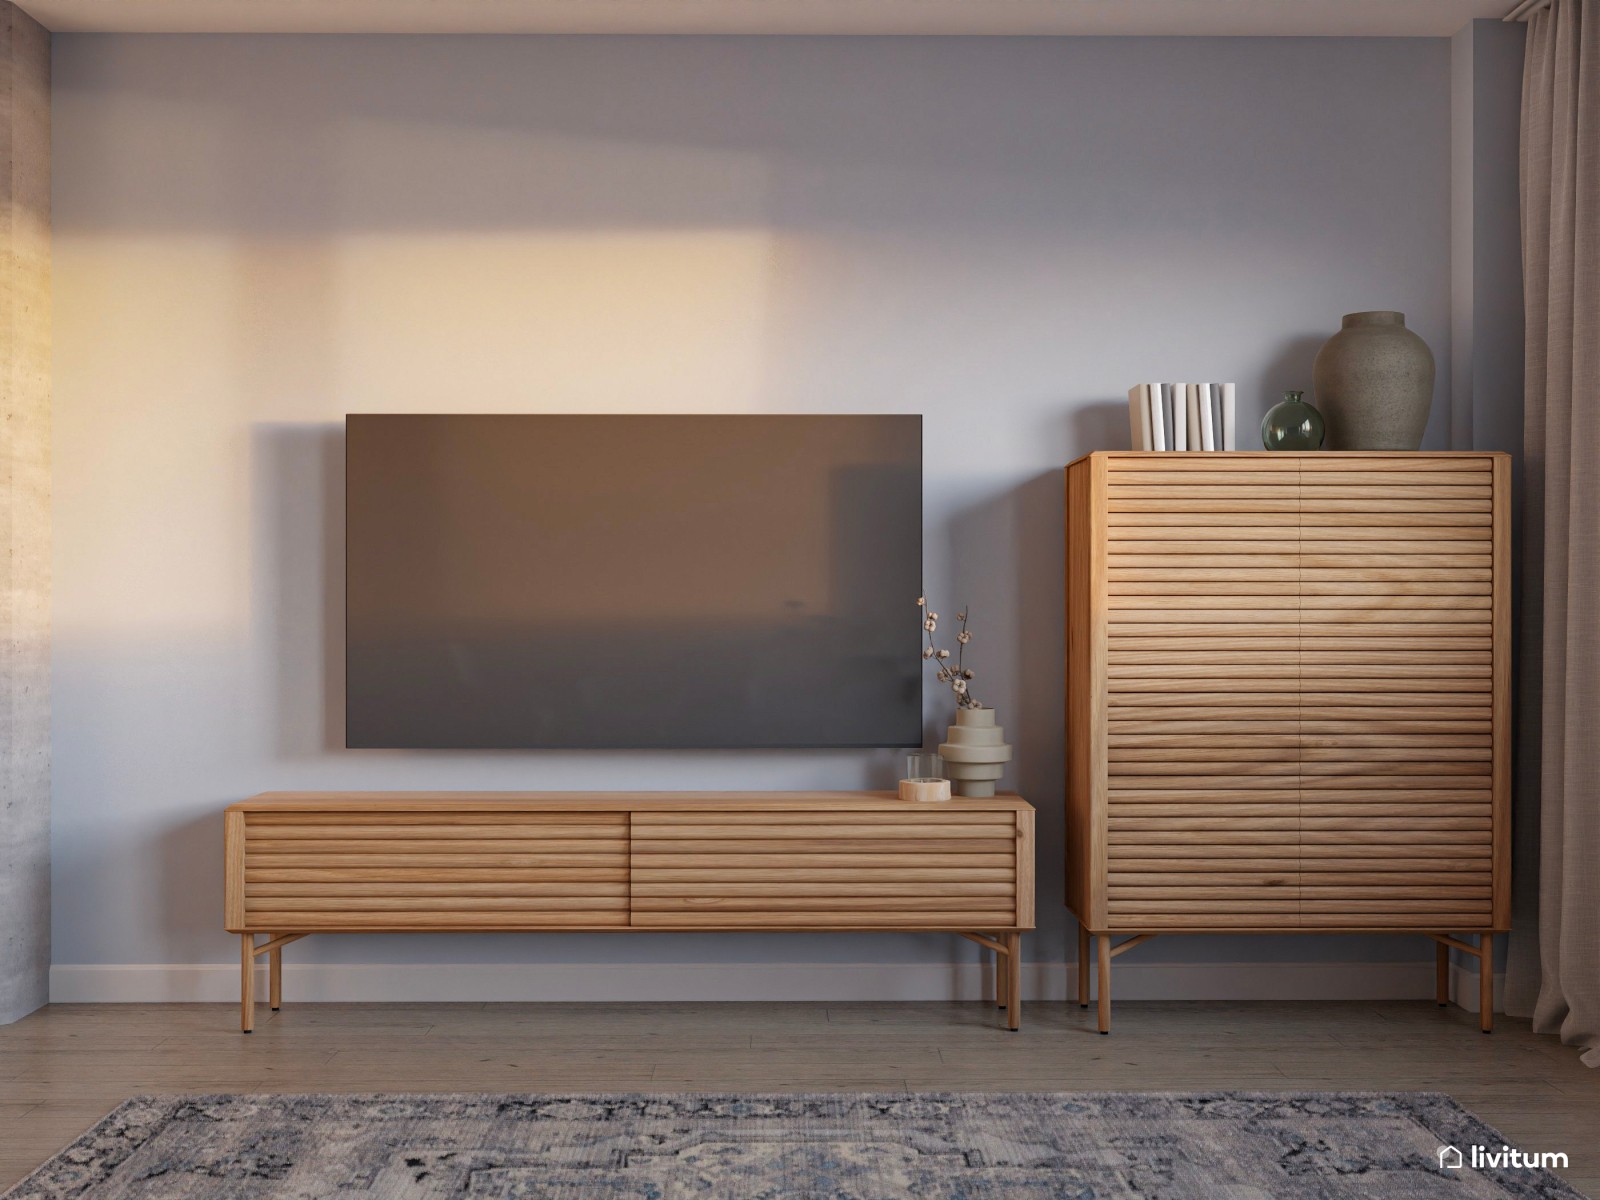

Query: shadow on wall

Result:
[252,423,346,757]
[1258,335,1328,433]
[1072,400,1133,455]
[249,418,916,782]
[157,810,226,959]
[942,466,1071,961]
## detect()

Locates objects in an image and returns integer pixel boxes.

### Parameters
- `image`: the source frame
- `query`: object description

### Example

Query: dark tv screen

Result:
[345,414,923,749]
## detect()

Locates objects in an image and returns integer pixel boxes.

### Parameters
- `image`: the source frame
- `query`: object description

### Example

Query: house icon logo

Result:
[1439,1146,1464,1170]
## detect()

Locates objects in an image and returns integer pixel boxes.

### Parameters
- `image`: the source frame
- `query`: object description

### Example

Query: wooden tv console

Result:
[224,791,1036,1032]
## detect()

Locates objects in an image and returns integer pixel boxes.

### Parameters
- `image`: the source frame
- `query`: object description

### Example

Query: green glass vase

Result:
[1261,390,1326,451]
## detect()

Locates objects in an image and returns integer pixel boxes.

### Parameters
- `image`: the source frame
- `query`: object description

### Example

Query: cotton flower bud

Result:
[957,631,971,645]
[924,617,937,632]
[922,647,934,659]
[936,649,950,659]
[952,679,968,695]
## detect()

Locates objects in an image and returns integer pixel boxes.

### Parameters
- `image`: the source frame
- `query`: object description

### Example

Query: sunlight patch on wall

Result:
[52,228,778,636]
[332,231,778,413]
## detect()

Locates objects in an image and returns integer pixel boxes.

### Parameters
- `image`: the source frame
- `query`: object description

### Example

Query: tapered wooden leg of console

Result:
[1480,934,1494,1033]
[1005,932,1021,1031]
[1436,941,1450,1006]
[996,942,1009,1011]
[269,945,283,1011]
[1078,926,1090,1008]
[240,935,255,1033]
[1096,934,1111,1034]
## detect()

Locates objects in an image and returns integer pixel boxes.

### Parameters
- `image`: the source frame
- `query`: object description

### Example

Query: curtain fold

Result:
[1505,0,1600,1067]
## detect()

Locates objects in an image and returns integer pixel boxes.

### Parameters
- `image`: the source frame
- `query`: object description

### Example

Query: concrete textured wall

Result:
[51,34,1459,997]
[0,0,50,1026]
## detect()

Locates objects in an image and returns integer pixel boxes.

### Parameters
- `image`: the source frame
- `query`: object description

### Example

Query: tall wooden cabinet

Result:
[1065,452,1510,1032]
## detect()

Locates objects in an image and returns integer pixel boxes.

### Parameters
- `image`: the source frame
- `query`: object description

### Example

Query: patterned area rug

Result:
[2,1092,1585,1199]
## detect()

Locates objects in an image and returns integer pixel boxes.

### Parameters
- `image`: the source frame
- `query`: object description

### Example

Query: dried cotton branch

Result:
[918,595,983,710]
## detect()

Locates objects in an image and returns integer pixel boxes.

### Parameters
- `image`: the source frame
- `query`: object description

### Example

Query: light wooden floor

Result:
[2,1000,1595,1194]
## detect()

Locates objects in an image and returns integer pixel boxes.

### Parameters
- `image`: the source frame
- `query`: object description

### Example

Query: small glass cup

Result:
[900,753,951,802]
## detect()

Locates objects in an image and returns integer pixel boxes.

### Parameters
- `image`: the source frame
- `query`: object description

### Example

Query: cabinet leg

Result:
[1005,932,1022,1032]
[996,943,1009,1011]
[1479,934,1494,1034]
[1436,941,1450,1006]
[240,935,255,1033]
[1077,925,1090,1009]
[269,945,283,1012]
[1096,934,1111,1034]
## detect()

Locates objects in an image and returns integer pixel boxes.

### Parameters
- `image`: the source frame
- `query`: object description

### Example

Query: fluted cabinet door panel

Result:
[1296,457,1497,928]
[1102,459,1299,929]
[1068,452,1509,938]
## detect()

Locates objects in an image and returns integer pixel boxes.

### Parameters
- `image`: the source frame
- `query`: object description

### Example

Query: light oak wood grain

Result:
[248,883,631,897]
[632,868,1018,882]
[1067,452,1511,1029]
[226,794,1037,1030]
[248,825,628,841]
[630,812,1014,826]
[630,897,1008,912]
[631,883,1016,897]
[253,896,629,912]
[631,853,1019,869]
[235,792,1033,812]
[629,838,1019,854]
[246,868,632,883]
[1491,455,1513,927]
[627,912,1018,928]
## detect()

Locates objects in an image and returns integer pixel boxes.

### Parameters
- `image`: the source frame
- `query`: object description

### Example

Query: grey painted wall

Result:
[51,33,1456,982]
[1452,18,1526,458]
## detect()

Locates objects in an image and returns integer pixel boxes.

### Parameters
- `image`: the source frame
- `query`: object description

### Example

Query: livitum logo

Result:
[1437,1144,1571,1171]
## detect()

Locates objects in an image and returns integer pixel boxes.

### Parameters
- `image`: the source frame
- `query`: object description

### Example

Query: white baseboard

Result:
[1448,961,1507,1014]
[50,960,1441,1005]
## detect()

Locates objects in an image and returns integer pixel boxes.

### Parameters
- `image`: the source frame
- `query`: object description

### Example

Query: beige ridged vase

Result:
[937,707,1013,798]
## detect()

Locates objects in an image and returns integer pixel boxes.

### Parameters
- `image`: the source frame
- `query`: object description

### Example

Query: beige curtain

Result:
[1505,0,1600,1066]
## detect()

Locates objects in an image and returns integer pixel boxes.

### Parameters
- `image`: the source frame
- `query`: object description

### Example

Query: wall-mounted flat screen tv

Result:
[346,414,923,749]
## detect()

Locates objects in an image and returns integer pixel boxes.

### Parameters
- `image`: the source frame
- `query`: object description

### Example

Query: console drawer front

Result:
[240,810,630,929]
[629,810,1022,928]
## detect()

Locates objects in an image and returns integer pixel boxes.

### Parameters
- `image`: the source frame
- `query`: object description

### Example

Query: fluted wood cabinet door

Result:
[1066,451,1510,936]
[1296,455,1506,929]
[1100,456,1301,930]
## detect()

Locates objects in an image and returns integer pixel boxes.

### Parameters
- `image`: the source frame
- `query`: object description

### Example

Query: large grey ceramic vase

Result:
[1312,311,1435,450]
